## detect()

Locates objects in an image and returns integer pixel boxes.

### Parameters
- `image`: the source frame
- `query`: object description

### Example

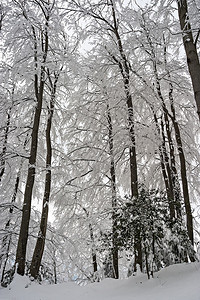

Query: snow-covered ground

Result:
[1,262,200,300]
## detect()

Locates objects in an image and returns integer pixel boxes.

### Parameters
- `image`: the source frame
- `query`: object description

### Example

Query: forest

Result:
[0,0,200,287]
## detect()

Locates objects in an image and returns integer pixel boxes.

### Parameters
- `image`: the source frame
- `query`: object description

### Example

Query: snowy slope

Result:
[1,262,200,300]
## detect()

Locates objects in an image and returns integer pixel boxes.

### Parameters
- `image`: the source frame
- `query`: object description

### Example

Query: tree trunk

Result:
[162,112,181,220]
[177,0,200,121]
[30,70,56,279]
[0,107,12,283]
[15,16,49,276]
[83,208,98,276]
[168,83,194,246]
[89,223,98,274]
[0,107,11,183]
[106,101,119,279]
[172,118,194,246]
[153,112,175,220]
[15,85,44,275]
[160,117,176,220]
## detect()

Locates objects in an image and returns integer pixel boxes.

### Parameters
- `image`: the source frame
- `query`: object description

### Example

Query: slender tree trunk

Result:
[168,83,194,246]
[88,222,98,274]
[106,101,119,279]
[15,15,49,276]
[153,112,175,220]
[163,113,181,220]
[0,107,11,183]
[53,259,57,284]
[171,118,194,246]
[177,0,200,121]
[160,118,176,221]
[144,242,150,280]
[0,107,12,283]
[82,208,98,276]
[29,105,52,278]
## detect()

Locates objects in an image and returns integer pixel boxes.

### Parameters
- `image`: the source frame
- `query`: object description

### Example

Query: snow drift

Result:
[0,262,200,300]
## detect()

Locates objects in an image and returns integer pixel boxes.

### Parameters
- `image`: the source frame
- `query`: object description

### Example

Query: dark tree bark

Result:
[106,101,119,279]
[16,81,44,276]
[168,82,194,246]
[89,222,98,274]
[0,107,11,183]
[15,10,49,276]
[170,112,194,246]
[177,0,200,121]
[82,207,98,275]
[30,70,58,279]
[53,258,57,284]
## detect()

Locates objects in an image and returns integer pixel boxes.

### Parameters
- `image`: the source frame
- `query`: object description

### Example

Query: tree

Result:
[131,2,196,249]
[30,70,60,279]
[71,0,142,272]
[106,99,119,279]
[15,0,51,276]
